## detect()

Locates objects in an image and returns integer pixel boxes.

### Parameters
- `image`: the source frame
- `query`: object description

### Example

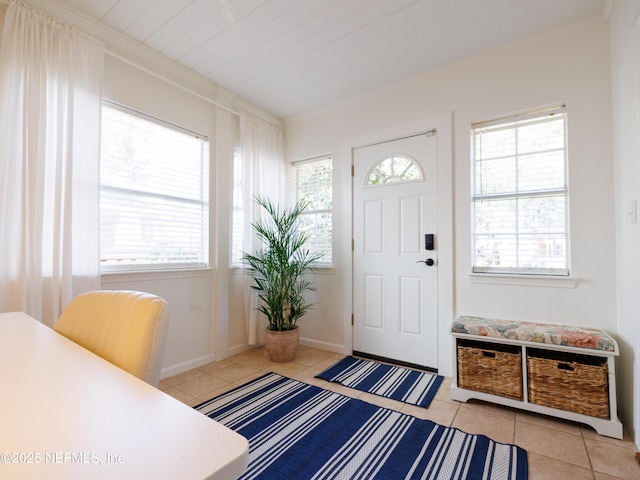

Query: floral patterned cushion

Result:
[452,316,616,352]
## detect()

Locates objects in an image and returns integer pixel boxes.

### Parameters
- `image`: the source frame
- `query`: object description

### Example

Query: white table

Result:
[0,312,248,479]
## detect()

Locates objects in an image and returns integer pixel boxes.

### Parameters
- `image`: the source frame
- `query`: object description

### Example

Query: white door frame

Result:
[340,112,454,377]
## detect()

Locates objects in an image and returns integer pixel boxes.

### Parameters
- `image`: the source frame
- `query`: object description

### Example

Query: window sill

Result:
[468,273,578,288]
[101,268,213,283]
[230,264,336,275]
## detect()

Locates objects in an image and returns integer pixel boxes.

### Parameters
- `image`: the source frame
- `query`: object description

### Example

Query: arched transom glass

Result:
[366,155,423,186]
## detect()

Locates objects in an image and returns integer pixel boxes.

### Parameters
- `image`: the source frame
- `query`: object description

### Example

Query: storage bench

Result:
[450,316,622,439]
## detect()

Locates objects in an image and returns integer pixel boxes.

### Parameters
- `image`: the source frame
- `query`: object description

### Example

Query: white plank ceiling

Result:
[32,0,606,118]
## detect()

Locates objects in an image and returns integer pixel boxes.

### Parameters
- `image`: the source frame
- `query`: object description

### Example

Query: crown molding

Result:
[20,0,282,127]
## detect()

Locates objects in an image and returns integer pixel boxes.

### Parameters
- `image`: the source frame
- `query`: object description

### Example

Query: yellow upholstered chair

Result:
[54,290,169,387]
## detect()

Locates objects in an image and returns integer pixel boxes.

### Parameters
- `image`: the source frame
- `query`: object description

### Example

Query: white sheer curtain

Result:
[0,1,104,326]
[240,113,286,345]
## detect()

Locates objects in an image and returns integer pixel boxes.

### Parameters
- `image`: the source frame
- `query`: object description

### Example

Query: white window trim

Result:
[470,105,570,277]
[100,100,209,272]
[291,154,333,267]
[102,267,213,283]
[468,272,578,288]
[364,154,424,187]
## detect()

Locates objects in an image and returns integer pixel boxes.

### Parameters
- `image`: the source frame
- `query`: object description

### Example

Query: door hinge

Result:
[352,239,354,251]
[351,314,354,326]
[351,165,354,177]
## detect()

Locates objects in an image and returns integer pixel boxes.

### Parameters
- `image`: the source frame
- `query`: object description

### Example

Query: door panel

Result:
[364,275,383,329]
[353,132,438,368]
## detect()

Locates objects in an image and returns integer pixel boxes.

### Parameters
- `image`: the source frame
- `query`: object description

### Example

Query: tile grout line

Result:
[581,429,596,475]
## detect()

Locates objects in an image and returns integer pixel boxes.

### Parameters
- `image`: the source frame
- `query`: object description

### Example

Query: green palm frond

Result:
[242,195,322,331]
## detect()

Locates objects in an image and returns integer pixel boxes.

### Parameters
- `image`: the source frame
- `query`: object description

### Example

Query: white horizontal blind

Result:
[100,102,209,271]
[472,107,569,275]
[231,146,244,266]
[291,156,333,264]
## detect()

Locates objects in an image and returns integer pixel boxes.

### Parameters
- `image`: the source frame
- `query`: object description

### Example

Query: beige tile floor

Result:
[160,345,640,480]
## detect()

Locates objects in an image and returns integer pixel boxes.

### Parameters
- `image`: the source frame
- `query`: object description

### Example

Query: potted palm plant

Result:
[242,195,322,362]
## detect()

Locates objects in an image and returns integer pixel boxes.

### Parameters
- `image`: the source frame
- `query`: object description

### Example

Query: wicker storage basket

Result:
[527,348,609,419]
[457,340,523,400]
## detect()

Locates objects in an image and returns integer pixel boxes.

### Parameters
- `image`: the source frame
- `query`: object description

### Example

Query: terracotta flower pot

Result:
[265,326,299,363]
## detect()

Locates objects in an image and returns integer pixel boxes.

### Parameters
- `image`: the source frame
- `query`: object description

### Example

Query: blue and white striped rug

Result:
[316,356,444,408]
[196,373,528,480]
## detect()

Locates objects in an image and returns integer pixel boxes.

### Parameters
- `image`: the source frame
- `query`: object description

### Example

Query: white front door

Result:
[353,132,438,369]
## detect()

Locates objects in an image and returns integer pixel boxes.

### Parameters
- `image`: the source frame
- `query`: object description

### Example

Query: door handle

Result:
[417,258,435,266]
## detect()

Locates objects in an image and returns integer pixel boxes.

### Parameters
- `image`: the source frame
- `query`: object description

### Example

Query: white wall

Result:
[0,0,282,379]
[0,1,223,377]
[100,55,219,377]
[0,1,231,376]
[608,0,640,450]
[3,0,635,443]
[100,52,283,376]
[100,54,279,377]
[284,17,618,393]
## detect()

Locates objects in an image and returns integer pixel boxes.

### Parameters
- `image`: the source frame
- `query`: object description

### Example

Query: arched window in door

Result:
[366,154,423,186]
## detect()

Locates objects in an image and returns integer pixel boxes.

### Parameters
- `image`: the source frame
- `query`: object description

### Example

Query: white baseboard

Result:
[227,343,261,357]
[160,339,345,380]
[299,337,346,354]
[230,338,346,356]
[160,354,215,379]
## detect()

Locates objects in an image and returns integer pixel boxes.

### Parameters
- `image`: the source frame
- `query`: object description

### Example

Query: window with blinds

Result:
[100,102,209,271]
[471,106,569,275]
[231,146,244,266]
[291,156,333,265]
